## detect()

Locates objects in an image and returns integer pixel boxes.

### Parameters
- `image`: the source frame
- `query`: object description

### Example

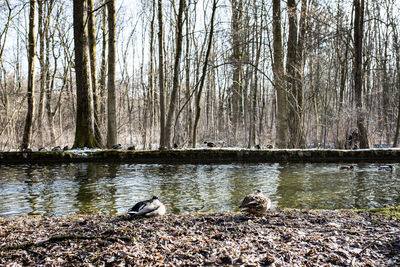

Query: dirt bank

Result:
[1,209,399,266]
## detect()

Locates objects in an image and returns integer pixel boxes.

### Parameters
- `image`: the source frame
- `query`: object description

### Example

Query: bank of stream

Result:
[1,208,399,266]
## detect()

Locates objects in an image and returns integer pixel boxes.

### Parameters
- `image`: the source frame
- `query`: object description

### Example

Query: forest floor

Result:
[1,208,399,266]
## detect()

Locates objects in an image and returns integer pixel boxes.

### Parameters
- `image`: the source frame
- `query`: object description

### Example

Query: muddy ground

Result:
[1,209,399,266]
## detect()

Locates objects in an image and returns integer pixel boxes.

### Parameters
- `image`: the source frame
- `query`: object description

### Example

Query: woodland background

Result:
[0,0,399,150]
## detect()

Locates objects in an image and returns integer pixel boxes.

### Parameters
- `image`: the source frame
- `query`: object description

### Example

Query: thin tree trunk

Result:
[106,0,117,148]
[192,0,217,147]
[21,0,36,150]
[165,0,185,148]
[185,4,192,146]
[392,24,400,147]
[231,0,242,144]
[248,0,262,148]
[37,1,45,147]
[148,0,156,149]
[158,0,166,148]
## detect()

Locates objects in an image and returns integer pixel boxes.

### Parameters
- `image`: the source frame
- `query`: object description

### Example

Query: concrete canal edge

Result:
[0,148,399,164]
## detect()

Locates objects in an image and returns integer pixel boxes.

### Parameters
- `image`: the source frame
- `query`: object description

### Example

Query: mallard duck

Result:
[239,189,271,215]
[127,146,135,150]
[38,147,47,152]
[111,144,122,149]
[128,196,166,217]
[52,146,62,152]
[63,145,69,151]
[254,144,261,149]
[204,141,216,147]
[378,165,394,171]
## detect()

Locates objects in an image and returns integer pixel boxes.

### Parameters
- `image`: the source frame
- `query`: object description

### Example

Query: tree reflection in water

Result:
[0,162,398,217]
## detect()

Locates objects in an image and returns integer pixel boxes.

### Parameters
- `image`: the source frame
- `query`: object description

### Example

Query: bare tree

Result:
[21,0,36,150]
[106,0,117,148]
[88,0,103,147]
[192,0,217,147]
[72,0,99,148]
[157,0,166,148]
[272,0,288,148]
[353,0,369,148]
[164,0,185,148]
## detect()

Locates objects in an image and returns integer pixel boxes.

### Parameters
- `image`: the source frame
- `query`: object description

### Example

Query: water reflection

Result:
[0,162,399,217]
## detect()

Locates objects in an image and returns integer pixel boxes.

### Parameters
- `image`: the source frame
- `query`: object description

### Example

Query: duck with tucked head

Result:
[112,144,122,149]
[239,189,271,215]
[204,141,216,147]
[128,196,166,217]
[339,165,354,170]
[378,165,394,172]
[52,146,62,152]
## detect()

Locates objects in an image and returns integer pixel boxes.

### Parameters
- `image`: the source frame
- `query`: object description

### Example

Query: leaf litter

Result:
[0,209,399,266]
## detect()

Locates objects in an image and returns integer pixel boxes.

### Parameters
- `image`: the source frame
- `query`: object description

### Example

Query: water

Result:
[0,163,399,217]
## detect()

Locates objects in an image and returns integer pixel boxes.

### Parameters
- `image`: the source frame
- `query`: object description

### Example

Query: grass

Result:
[352,206,400,218]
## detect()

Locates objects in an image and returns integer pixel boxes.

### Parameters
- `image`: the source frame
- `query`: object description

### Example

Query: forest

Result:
[0,0,399,150]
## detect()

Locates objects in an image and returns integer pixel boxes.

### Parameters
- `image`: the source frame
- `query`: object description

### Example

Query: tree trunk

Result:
[295,0,307,147]
[37,1,45,147]
[192,0,217,148]
[286,0,306,148]
[148,0,156,149]
[272,0,288,148]
[99,0,107,125]
[88,0,103,147]
[185,4,192,146]
[45,0,56,145]
[231,0,243,144]
[392,24,400,147]
[72,0,99,148]
[353,0,369,148]
[248,0,262,148]
[21,0,36,150]
[106,0,117,148]
[157,0,166,148]
[165,0,185,148]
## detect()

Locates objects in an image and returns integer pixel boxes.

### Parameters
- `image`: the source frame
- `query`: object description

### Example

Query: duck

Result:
[63,145,69,151]
[378,165,394,172]
[127,146,136,150]
[239,189,271,215]
[38,147,47,152]
[266,145,273,149]
[111,144,122,149]
[339,165,354,170]
[204,141,216,147]
[22,148,33,152]
[254,144,261,149]
[128,196,166,217]
[52,146,62,152]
